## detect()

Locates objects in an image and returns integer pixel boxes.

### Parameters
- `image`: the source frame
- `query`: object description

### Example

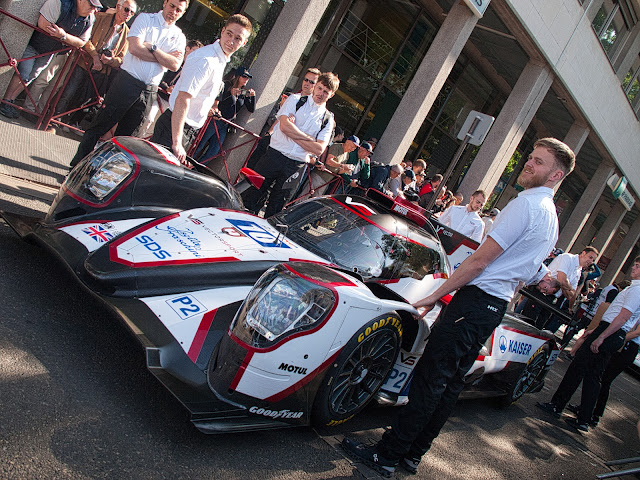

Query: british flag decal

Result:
[82,225,114,243]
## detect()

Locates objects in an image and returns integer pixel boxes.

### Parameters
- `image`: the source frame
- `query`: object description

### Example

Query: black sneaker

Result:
[565,417,589,432]
[0,99,19,119]
[536,401,562,418]
[566,404,580,416]
[399,456,421,474]
[590,416,599,428]
[341,437,397,478]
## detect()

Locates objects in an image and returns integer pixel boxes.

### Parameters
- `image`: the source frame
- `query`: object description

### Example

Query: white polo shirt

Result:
[169,40,228,128]
[548,252,581,298]
[439,205,484,242]
[270,93,334,162]
[469,186,558,301]
[121,11,186,86]
[601,280,640,332]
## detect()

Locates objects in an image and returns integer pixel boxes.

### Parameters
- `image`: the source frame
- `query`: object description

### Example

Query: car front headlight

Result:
[64,142,137,205]
[232,263,337,348]
[87,153,133,199]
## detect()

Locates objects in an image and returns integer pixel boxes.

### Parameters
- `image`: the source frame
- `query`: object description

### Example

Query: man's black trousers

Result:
[71,70,155,166]
[593,340,638,418]
[242,146,306,217]
[378,285,507,461]
[551,321,626,423]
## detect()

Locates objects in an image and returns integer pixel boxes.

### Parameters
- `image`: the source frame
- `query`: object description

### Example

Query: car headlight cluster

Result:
[232,264,336,348]
[65,143,135,204]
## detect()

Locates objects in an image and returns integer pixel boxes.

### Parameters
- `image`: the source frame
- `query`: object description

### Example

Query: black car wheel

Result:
[312,313,401,427]
[499,343,550,407]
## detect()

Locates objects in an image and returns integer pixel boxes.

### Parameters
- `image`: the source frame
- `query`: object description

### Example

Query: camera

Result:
[98,48,113,58]
[239,89,250,96]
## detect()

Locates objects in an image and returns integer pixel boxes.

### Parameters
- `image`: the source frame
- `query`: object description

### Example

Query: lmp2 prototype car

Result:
[1,137,560,433]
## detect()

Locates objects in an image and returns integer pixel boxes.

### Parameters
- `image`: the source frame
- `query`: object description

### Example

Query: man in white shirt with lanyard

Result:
[342,138,575,477]
[150,14,252,163]
[537,258,640,432]
[242,72,338,218]
[71,0,187,167]
[438,189,487,243]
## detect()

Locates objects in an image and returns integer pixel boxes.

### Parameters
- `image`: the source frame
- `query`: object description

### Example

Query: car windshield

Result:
[269,200,447,281]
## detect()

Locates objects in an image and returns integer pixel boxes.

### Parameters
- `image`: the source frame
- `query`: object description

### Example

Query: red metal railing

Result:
[0,8,104,133]
[188,115,262,184]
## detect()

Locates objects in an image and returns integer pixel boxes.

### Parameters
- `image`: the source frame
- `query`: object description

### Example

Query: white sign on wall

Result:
[463,0,491,18]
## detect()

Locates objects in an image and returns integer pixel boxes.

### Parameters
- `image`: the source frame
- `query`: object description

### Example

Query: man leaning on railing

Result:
[52,0,136,127]
[0,0,100,119]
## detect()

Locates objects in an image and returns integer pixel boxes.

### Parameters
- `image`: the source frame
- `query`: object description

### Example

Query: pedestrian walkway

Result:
[0,115,77,201]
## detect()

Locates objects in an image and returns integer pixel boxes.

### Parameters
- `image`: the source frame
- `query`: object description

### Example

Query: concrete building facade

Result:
[1,0,639,283]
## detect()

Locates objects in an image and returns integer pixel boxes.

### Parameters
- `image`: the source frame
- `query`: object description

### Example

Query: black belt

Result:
[163,109,197,135]
[121,69,158,93]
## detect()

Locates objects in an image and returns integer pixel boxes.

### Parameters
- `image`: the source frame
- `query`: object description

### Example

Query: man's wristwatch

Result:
[60,33,67,43]
[149,44,157,53]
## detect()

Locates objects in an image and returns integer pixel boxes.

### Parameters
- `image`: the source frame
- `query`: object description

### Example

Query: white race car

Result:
[1,137,560,433]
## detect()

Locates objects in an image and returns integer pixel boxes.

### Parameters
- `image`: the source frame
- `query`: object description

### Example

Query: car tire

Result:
[498,343,550,407]
[312,313,402,427]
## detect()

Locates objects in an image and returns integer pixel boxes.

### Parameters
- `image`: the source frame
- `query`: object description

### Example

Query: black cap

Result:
[360,142,373,153]
[403,169,416,180]
[235,66,252,78]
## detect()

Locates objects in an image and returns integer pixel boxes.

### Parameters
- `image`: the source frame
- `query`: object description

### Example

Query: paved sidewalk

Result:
[0,115,77,203]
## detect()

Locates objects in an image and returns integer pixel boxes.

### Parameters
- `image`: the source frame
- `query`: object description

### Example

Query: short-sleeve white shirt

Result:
[40,0,94,42]
[169,40,228,129]
[269,94,334,162]
[121,11,186,86]
[548,252,581,298]
[602,280,640,332]
[439,205,484,242]
[469,186,559,301]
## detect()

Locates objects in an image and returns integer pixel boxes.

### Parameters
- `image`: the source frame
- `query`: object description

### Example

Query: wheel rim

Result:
[511,350,548,400]
[328,330,397,416]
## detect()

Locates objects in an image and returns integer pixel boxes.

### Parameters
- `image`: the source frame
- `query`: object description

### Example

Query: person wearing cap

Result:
[71,0,190,167]
[383,164,403,197]
[341,141,372,193]
[308,134,359,196]
[193,63,256,162]
[0,0,100,119]
[150,14,252,163]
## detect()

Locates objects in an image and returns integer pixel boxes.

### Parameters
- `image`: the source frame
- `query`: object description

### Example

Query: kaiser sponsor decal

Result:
[508,339,532,356]
[249,406,303,419]
[499,335,507,353]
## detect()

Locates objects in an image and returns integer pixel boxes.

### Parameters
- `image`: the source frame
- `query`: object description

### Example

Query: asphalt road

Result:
[1,190,640,480]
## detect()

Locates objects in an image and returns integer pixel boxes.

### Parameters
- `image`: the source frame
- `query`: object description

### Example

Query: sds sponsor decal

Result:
[136,235,171,259]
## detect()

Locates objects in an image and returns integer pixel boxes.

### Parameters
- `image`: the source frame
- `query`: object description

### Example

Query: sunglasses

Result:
[123,6,135,14]
[303,78,316,84]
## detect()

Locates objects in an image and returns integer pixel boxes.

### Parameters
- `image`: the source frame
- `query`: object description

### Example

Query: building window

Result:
[622,55,640,113]
[591,0,635,60]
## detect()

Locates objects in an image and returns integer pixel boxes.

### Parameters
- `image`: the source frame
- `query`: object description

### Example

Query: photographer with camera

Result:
[193,65,255,162]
